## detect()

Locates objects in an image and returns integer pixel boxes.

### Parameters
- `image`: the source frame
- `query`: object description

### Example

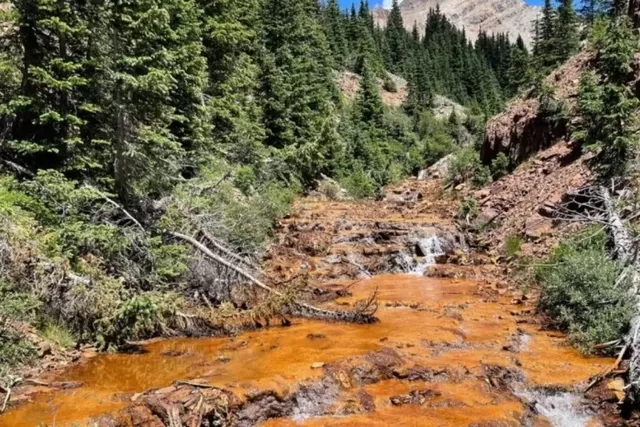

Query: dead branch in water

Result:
[174,380,216,389]
[169,231,377,323]
[0,387,10,413]
[0,377,21,413]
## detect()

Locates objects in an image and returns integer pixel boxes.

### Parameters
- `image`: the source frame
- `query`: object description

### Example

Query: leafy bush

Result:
[340,167,377,199]
[490,153,510,180]
[536,229,633,353]
[446,147,492,188]
[504,234,522,257]
[382,75,397,93]
[457,197,479,220]
[317,179,343,200]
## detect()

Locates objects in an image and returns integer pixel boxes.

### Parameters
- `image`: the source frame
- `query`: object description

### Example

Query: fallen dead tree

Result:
[79,177,378,325]
[556,183,640,401]
[601,185,640,399]
[169,231,378,324]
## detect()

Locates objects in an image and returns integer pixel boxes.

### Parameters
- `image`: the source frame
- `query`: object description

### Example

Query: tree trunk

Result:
[601,187,640,399]
[630,0,640,28]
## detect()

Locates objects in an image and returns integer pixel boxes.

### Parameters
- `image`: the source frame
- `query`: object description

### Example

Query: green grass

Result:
[41,323,76,348]
[504,234,522,257]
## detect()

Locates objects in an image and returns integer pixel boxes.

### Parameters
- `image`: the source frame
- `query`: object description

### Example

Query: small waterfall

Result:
[515,388,594,427]
[411,235,444,275]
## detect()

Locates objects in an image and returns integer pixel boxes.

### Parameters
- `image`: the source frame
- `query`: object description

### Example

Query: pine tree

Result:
[323,0,348,69]
[555,0,580,62]
[199,0,264,163]
[537,0,558,69]
[358,0,374,32]
[532,18,541,58]
[507,35,531,96]
[575,17,639,177]
[404,54,433,115]
[260,0,338,184]
[5,0,98,173]
[107,0,209,203]
[385,0,407,73]
[354,59,384,128]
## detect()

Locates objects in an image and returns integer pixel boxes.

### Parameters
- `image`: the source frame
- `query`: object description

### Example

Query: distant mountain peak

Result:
[373,0,540,47]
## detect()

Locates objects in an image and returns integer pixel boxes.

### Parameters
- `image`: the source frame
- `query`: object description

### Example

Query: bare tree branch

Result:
[169,231,376,323]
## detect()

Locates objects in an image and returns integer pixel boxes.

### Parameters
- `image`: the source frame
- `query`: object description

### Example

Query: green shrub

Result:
[504,234,522,257]
[446,147,492,188]
[0,283,39,372]
[234,165,257,195]
[490,153,510,180]
[340,168,377,199]
[0,327,36,372]
[95,292,179,349]
[536,229,633,353]
[318,179,342,200]
[538,83,570,125]
[382,75,397,93]
[457,197,479,220]
[423,132,455,166]
[166,160,297,255]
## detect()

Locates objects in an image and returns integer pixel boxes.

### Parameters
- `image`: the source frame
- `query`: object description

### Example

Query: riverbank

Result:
[0,177,617,426]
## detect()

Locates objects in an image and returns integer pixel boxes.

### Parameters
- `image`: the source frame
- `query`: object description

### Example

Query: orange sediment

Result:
[0,180,614,426]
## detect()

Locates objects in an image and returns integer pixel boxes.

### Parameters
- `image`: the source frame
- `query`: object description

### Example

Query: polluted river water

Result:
[0,180,615,426]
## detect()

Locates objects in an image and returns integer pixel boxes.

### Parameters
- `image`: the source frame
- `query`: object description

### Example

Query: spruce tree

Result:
[107,0,209,203]
[260,0,338,184]
[323,0,348,69]
[358,0,374,32]
[354,21,384,75]
[555,0,580,62]
[5,0,97,173]
[199,0,264,163]
[385,0,407,73]
[354,59,384,128]
[575,17,639,177]
[537,0,558,69]
[507,35,531,96]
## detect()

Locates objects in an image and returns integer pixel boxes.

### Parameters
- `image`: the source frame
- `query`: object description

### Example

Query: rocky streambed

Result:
[0,179,616,426]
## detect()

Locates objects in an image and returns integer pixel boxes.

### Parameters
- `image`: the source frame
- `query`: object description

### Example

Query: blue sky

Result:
[338,0,547,10]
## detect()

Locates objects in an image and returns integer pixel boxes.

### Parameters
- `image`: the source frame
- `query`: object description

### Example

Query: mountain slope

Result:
[373,0,540,47]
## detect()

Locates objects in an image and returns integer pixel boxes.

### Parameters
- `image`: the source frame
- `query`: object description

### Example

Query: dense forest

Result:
[0,0,639,401]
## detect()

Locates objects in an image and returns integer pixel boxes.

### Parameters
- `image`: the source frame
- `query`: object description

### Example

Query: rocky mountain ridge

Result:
[373,0,539,47]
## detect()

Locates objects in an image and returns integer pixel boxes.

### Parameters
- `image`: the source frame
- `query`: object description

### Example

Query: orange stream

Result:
[1,275,612,427]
